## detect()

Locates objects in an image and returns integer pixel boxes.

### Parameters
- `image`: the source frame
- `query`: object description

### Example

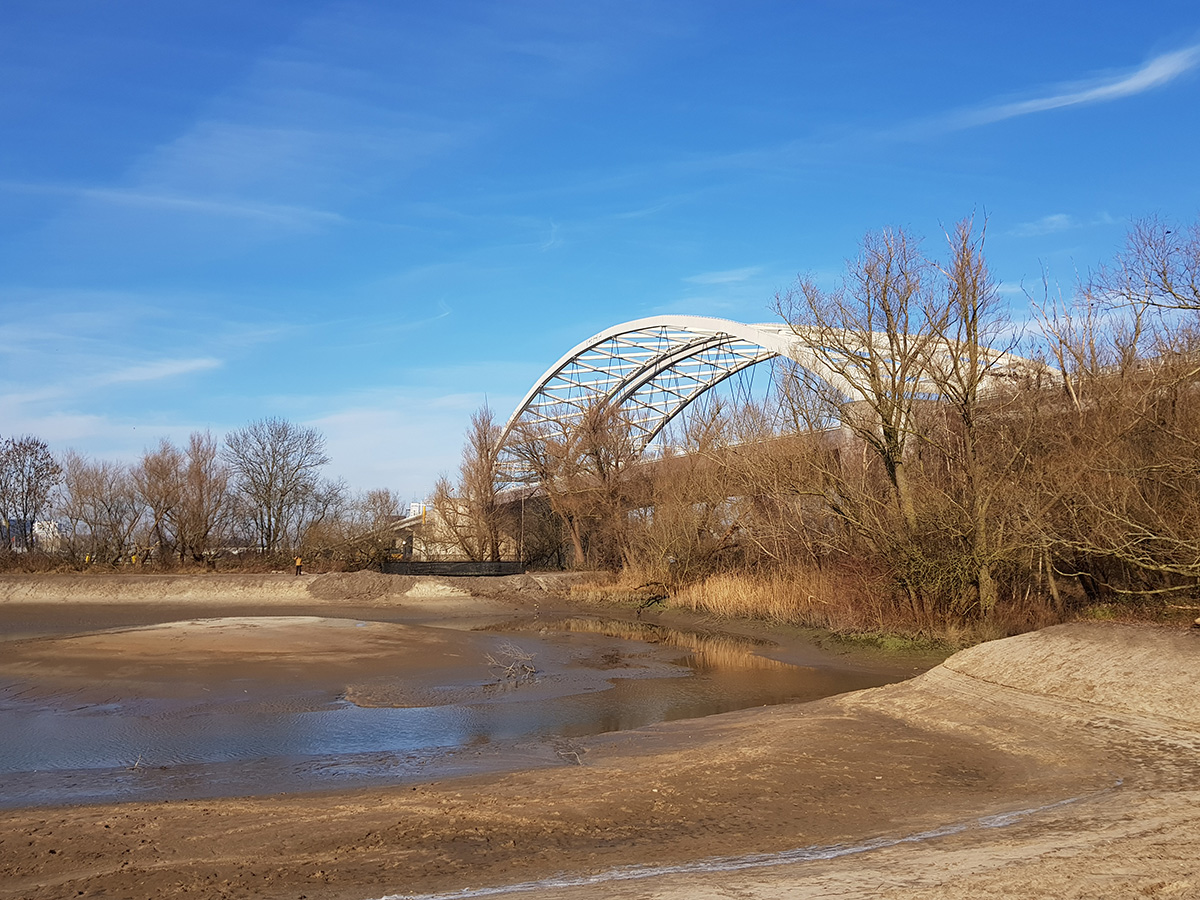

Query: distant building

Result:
[1,518,64,552]
[32,520,66,552]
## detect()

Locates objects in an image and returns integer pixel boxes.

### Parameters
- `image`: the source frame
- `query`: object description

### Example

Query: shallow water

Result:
[0,613,903,808]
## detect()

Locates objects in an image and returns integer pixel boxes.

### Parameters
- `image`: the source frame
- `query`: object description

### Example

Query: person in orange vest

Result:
[294,555,302,576]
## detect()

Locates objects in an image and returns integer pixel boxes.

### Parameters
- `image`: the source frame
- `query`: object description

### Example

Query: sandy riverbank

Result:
[0,574,1197,899]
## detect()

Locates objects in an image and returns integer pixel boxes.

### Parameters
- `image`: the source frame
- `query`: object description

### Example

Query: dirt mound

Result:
[305,570,414,601]
[435,573,549,600]
[402,578,473,599]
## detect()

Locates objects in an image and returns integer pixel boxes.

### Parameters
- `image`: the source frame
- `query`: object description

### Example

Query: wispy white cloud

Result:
[1008,211,1124,238]
[0,180,345,229]
[134,116,465,209]
[610,202,672,220]
[539,220,563,251]
[310,405,456,496]
[0,357,224,443]
[880,43,1200,144]
[100,358,223,386]
[953,43,1200,129]
[305,301,453,353]
[308,377,530,493]
[0,409,114,446]
[1010,213,1078,238]
[468,43,1199,191]
[684,266,763,285]
[82,186,345,228]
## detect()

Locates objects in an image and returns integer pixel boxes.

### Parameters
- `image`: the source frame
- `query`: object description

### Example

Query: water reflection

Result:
[0,614,897,807]
[484,614,777,657]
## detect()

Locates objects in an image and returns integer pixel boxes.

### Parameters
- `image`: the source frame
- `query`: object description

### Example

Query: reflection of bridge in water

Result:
[494,314,1035,489]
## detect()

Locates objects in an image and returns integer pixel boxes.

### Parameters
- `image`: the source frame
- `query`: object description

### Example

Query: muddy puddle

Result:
[0,611,915,808]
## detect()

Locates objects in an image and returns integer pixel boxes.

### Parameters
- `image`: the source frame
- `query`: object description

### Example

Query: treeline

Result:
[0,417,405,569]
[435,215,1200,635]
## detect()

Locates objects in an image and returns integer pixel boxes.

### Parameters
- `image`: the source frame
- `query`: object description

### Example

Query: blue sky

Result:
[2,1,1199,501]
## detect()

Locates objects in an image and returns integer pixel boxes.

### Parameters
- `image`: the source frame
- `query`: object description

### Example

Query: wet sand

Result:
[1,574,1197,899]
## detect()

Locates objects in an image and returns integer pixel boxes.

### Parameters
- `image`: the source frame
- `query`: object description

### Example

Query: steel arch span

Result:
[495,314,1031,485]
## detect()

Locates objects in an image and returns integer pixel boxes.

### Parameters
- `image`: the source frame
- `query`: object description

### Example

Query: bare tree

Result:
[627,400,739,583]
[0,435,62,550]
[359,487,402,526]
[175,431,231,562]
[775,228,948,537]
[430,475,482,560]
[508,400,641,569]
[462,405,505,562]
[507,413,582,565]
[719,401,841,569]
[430,405,506,562]
[1029,284,1200,598]
[925,216,1016,613]
[1089,215,1200,312]
[133,439,184,561]
[294,476,348,553]
[223,418,331,553]
[773,224,1028,624]
[58,452,144,564]
[324,487,405,565]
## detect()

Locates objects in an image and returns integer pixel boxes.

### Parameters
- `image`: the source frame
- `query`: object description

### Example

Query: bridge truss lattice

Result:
[495,314,1032,487]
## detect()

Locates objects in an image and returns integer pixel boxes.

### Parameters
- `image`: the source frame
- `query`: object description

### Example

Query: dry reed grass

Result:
[570,566,1073,648]
[570,567,884,630]
[671,570,879,631]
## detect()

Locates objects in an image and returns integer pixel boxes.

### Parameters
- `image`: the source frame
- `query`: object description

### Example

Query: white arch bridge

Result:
[495,315,1034,487]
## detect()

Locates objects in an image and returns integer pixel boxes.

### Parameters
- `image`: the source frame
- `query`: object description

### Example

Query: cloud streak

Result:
[954,43,1200,129]
[81,187,346,228]
[684,266,763,285]
[1008,211,1121,238]
[100,358,223,386]
[1010,213,1077,238]
[0,180,345,229]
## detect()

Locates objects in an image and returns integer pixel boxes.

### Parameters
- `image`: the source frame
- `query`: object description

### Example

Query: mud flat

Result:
[0,575,1197,899]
